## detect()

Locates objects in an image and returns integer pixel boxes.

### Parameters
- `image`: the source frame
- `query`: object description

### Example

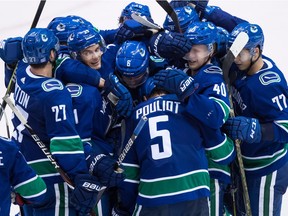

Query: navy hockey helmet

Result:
[116,40,149,89]
[184,21,217,52]
[22,28,59,64]
[120,2,151,20]
[163,5,199,32]
[66,15,94,29]
[228,22,264,51]
[67,26,106,59]
[47,16,81,44]
[216,26,229,57]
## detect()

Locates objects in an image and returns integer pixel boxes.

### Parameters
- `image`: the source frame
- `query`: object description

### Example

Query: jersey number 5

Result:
[149,115,172,160]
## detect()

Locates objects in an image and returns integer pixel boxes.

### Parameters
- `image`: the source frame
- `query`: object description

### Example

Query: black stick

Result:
[0,0,46,121]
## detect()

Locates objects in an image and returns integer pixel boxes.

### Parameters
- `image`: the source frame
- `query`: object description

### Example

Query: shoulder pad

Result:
[66,83,83,97]
[41,79,64,92]
[259,71,281,85]
[203,65,223,75]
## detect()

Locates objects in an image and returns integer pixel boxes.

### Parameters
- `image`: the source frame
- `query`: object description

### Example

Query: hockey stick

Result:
[131,13,162,31]
[0,0,46,122]
[222,31,252,216]
[156,0,182,33]
[96,115,148,204]
[3,95,75,188]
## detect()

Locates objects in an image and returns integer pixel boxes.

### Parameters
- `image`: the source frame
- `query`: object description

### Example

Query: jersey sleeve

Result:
[54,57,101,86]
[44,87,88,180]
[7,141,47,204]
[185,67,230,129]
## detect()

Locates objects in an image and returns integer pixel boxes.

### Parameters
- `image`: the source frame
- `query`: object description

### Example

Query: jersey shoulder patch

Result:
[66,83,83,97]
[259,71,281,85]
[203,65,223,75]
[41,79,64,92]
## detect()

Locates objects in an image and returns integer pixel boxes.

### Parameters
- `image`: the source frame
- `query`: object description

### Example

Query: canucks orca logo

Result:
[42,79,64,92]
[259,71,281,85]
[66,84,83,97]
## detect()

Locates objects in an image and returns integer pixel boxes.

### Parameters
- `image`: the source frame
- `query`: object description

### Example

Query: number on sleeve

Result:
[51,105,67,122]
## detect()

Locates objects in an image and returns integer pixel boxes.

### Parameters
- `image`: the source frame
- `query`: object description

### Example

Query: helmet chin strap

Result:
[245,48,262,74]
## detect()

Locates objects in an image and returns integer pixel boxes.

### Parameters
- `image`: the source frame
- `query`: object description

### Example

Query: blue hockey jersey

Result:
[231,55,288,177]
[0,137,47,216]
[118,94,234,211]
[11,61,88,184]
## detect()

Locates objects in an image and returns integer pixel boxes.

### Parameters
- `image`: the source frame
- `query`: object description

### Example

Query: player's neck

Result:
[247,57,264,75]
[30,64,53,78]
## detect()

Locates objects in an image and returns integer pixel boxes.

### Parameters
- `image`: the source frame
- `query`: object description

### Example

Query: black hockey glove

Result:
[70,174,103,216]
[103,73,133,118]
[115,19,152,44]
[154,68,198,101]
[87,153,125,188]
[149,30,192,59]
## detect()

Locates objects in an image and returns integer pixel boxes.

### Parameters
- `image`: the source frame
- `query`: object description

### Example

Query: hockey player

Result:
[66,26,127,215]
[222,22,288,216]
[114,75,234,215]
[0,136,47,216]
[153,21,234,216]
[11,28,102,216]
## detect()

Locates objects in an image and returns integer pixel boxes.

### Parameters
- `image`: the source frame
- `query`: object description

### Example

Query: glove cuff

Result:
[88,154,106,175]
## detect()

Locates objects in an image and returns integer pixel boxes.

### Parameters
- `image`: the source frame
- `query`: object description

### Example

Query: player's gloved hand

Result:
[87,153,125,188]
[70,174,103,216]
[222,116,262,144]
[115,19,152,44]
[154,68,199,101]
[170,0,189,8]
[149,30,192,59]
[111,205,130,216]
[0,37,23,67]
[103,74,133,118]
[11,192,27,206]
[189,0,209,18]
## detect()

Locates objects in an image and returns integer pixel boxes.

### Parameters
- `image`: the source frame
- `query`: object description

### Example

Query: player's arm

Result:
[8,141,47,205]
[54,57,103,88]
[44,84,89,180]
[186,67,230,128]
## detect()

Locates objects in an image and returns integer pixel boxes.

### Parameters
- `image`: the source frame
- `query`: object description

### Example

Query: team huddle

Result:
[0,0,288,216]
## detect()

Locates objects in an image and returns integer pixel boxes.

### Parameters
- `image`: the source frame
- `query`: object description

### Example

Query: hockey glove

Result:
[103,74,133,118]
[170,0,189,8]
[70,174,103,216]
[189,0,209,18]
[115,19,152,44]
[0,37,23,67]
[154,68,198,101]
[149,30,192,59]
[87,153,125,188]
[222,116,262,144]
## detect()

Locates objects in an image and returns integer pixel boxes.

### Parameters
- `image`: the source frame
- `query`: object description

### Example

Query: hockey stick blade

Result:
[223,32,249,85]
[156,0,182,33]
[131,13,162,33]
